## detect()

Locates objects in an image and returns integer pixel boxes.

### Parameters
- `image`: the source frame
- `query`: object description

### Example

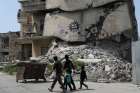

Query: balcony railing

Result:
[0,48,9,52]
[20,31,43,39]
[19,0,46,12]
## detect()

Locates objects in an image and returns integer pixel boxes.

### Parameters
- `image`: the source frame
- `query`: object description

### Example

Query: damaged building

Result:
[17,0,138,82]
[43,0,138,62]
[0,32,20,63]
[17,0,49,60]
[0,33,9,62]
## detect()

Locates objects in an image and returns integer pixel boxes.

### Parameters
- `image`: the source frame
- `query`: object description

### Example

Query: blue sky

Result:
[0,0,139,35]
[0,0,20,33]
[134,0,140,35]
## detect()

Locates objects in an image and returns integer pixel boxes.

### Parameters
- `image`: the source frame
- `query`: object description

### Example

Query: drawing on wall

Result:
[68,21,80,32]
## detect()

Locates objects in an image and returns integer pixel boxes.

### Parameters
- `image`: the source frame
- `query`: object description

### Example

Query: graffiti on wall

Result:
[68,21,80,32]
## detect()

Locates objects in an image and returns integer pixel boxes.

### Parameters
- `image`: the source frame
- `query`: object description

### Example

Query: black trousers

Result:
[51,74,64,90]
[80,79,88,89]
[64,77,72,90]
[70,75,76,89]
[64,83,72,90]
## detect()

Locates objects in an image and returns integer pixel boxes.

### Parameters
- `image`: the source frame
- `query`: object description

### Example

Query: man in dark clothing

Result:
[63,55,76,90]
[79,65,88,89]
[48,56,64,92]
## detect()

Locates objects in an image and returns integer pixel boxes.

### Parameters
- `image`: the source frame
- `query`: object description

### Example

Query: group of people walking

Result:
[48,55,88,92]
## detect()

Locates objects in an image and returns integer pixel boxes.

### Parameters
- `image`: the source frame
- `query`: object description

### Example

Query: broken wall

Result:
[46,0,122,11]
[44,1,133,42]
[100,3,132,38]
[43,8,104,42]
[32,13,46,35]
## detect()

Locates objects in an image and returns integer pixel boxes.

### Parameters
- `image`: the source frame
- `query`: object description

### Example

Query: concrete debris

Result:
[86,58,132,82]
[37,42,132,82]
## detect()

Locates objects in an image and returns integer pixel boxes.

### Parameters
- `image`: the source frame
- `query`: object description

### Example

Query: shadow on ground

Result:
[18,80,52,84]
[53,89,95,93]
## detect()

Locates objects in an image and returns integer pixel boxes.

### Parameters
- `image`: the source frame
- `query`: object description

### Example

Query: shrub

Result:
[2,64,17,75]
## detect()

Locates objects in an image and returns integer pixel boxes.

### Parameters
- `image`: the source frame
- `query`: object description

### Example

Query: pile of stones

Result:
[39,42,120,63]
[38,42,132,82]
[86,59,132,82]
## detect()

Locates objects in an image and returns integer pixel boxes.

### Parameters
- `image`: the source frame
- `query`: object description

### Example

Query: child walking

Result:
[64,69,72,91]
[79,65,88,89]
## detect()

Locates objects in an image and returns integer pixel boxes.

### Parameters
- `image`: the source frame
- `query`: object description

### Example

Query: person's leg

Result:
[79,80,83,89]
[64,77,66,89]
[58,76,66,93]
[82,80,88,89]
[48,77,57,92]
[58,76,64,89]
[66,84,68,90]
[67,83,72,91]
[70,76,76,90]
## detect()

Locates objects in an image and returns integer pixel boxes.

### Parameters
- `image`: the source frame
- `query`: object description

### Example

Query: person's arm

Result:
[59,57,65,62]
[85,71,88,80]
[71,61,77,74]
[63,62,66,70]
[53,63,56,70]
[70,61,75,70]
[49,63,56,75]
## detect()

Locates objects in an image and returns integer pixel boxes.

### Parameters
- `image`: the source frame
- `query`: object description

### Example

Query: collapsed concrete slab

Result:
[92,0,122,7]
[44,1,133,41]
[46,0,123,11]
[46,0,92,11]
[44,3,132,41]
[101,4,132,38]
[43,8,104,42]
[43,12,85,42]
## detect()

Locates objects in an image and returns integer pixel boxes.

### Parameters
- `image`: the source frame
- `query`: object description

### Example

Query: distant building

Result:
[0,32,20,63]
[0,33,9,62]
[17,0,48,61]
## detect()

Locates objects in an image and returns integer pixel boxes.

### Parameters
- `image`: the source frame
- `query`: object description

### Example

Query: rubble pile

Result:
[37,42,132,82]
[86,59,132,82]
[39,42,120,62]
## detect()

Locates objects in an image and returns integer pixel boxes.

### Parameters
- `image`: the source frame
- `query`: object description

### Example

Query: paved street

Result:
[0,72,140,93]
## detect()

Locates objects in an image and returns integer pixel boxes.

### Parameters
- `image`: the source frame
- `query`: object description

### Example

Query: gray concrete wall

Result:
[101,4,132,38]
[46,0,120,11]
[43,3,132,42]
[132,41,140,85]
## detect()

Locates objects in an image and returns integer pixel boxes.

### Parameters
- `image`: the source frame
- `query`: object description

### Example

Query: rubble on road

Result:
[86,58,132,82]
[37,42,132,82]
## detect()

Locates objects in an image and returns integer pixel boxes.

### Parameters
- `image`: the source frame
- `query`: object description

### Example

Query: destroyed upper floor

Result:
[18,0,138,42]
[18,0,133,12]
[17,0,138,62]
[18,0,46,12]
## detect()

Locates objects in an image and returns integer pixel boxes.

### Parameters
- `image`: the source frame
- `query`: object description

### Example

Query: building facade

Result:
[17,0,49,60]
[0,32,20,62]
[0,33,9,62]
[17,0,138,62]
